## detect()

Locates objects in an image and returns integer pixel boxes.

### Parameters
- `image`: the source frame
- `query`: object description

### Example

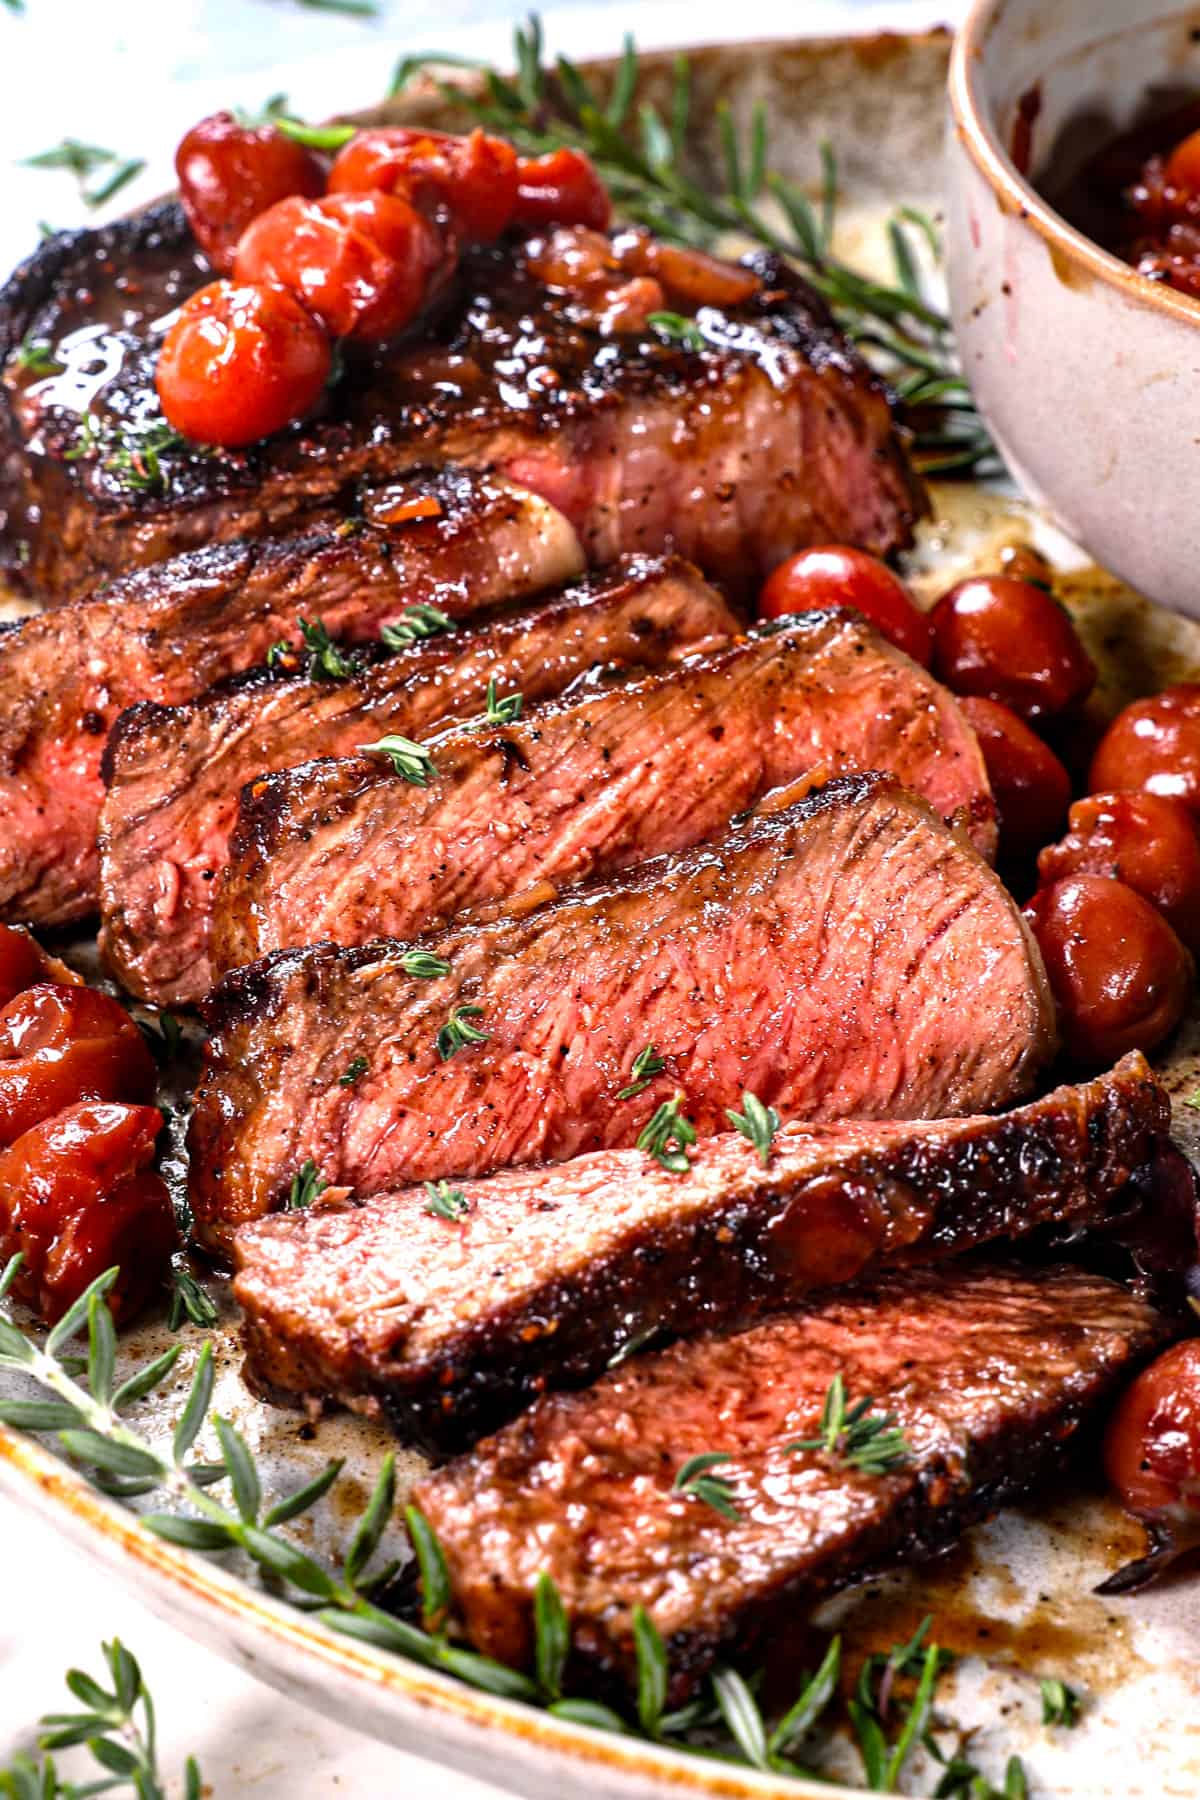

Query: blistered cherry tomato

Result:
[758,547,933,666]
[512,148,612,232]
[329,126,519,241]
[1166,129,1200,199]
[1038,792,1200,952]
[0,1102,176,1323]
[176,111,326,274]
[1089,683,1200,816]
[0,984,156,1150]
[156,280,331,447]
[1023,875,1193,1066]
[234,192,444,342]
[959,696,1072,861]
[1104,1340,1200,1522]
[930,575,1096,721]
[0,924,79,1009]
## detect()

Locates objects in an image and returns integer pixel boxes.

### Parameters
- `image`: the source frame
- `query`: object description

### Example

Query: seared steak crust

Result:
[213,609,995,978]
[190,773,1054,1255]
[233,1055,1168,1452]
[98,556,737,1005]
[414,1264,1169,1699]
[1,206,922,601]
[0,471,580,929]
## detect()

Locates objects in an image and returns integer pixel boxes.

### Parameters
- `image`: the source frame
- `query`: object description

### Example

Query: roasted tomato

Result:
[930,574,1096,721]
[328,126,519,241]
[959,696,1072,862]
[512,148,612,232]
[1089,683,1200,815]
[156,280,332,447]
[0,984,157,1150]
[758,547,933,666]
[234,191,445,341]
[0,924,80,1009]
[1104,1340,1200,1566]
[1023,875,1193,1066]
[0,1102,176,1323]
[1038,792,1200,952]
[176,111,326,274]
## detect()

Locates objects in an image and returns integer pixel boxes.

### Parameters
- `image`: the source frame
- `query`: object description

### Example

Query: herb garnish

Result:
[467,676,524,729]
[619,1043,666,1099]
[287,1159,328,1210]
[294,616,353,680]
[400,949,451,979]
[436,1003,489,1060]
[13,334,62,376]
[648,310,705,350]
[136,1009,185,1065]
[339,1055,369,1088]
[726,1090,780,1167]
[1184,1088,1200,1111]
[673,1452,739,1520]
[273,115,358,150]
[102,423,185,494]
[294,0,380,17]
[167,1264,218,1332]
[380,602,455,649]
[789,1373,912,1476]
[360,733,438,786]
[23,138,146,211]
[424,1180,471,1222]
[1040,1676,1081,1728]
[637,1094,697,1173]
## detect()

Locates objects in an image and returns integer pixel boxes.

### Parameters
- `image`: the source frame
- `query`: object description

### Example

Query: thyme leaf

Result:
[466,676,524,729]
[360,733,438,786]
[380,603,455,649]
[1040,1676,1081,1728]
[400,948,451,979]
[618,1043,665,1099]
[647,310,705,350]
[339,1055,369,1088]
[435,1002,489,1060]
[636,1094,696,1173]
[788,1372,912,1476]
[725,1090,780,1167]
[673,1451,740,1521]
[13,334,62,376]
[287,1159,328,1210]
[296,616,354,681]
[423,1179,471,1222]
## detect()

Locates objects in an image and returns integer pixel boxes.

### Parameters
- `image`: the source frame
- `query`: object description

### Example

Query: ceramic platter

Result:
[2,25,1199,1800]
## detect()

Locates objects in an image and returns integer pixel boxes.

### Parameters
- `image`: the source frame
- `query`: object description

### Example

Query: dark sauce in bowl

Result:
[1054,96,1200,298]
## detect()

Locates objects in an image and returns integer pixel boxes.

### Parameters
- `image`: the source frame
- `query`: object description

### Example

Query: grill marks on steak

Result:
[0,471,581,929]
[189,773,1054,1256]
[414,1264,1168,1698]
[99,556,736,1005]
[233,1054,1168,1452]
[212,609,995,980]
[1,206,922,601]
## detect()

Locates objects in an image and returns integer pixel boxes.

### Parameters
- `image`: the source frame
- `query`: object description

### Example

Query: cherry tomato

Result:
[0,924,80,1009]
[958,696,1072,861]
[758,547,933,666]
[1089,683,1200,816]
[0,1102,176,1323]
[930,575,1096,721]
[1038,792,1200,952]
[328,126,519,241]
[156,280,331,447]
[1104,1340,1200,1521]
[1166,129,1200,198]
[176,111,326,274]
[234,192,444,343]
[0,984,157,1149]
[511,148,612,232]
[1023,875,1193,1066]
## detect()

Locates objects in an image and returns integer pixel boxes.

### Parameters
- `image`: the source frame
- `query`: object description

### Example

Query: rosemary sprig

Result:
[789,1372,912,1476]
[294,0,379,17]
[424,1180,471,1222]
[286,1159,328,1210]
[435,1002,489,1060]
[725,1090,780,1167]
[380,603,455,649]
[167,1264,218,1332]
[400,948,451,979]
[22,139,145,210]
[673,1452,739,1521]
[618,1043,665,1099]
[467,677,524,729]
[360,733,438,786]
[636,1094,696,1173]
[136,1010,184,1066]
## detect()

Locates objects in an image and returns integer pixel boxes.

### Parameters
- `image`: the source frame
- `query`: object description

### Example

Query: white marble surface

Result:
[0,0,958,1790]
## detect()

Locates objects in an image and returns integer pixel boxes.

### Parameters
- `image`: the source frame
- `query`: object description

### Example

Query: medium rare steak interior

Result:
[0,202,922,602]
[414,1264,1169,1700]
[99,555,737,1005]
[234,1054,1168,1451]
[211,606,995,979]
[189,772,1054,1255]
[0,470,580,930]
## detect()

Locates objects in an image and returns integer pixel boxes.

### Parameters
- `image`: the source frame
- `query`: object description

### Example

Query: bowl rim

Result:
[948,0,1200,326]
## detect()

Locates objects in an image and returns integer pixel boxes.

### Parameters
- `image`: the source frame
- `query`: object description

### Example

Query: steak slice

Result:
[212,609,995,979]
[0,470,581,930]
[97,557,737,1006]
[1,205,922,602]
[414,1264,1169,1700]
[233,1054,1168,1453]
[189,773,1055,1256]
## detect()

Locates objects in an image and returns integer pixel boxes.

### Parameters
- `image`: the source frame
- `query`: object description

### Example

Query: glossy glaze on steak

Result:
[212,608,995,979]
[414,1264,1168,1699]
[233,1055,1167,1451]
[0,205,923,602]
[99,556,736,1005]
[189,773,1054,1256]
[0,471,580,930]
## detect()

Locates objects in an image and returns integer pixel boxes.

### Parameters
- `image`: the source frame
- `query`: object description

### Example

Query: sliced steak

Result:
[0,471,581,929]
[98,557,737,1006]
[212,609,995,979]
[414,1264,1169,1699]
[1,206,922,602]
[189,773,1055,1257]
[234,1055,1168,1452]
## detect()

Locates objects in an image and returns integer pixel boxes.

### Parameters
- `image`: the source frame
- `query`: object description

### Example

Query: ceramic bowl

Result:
[946,0,1200,619]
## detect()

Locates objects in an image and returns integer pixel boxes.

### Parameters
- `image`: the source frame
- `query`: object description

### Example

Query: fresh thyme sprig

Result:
[360,733,438,786]
[789,1372,912,1477]
[424,1180,471,1222]
[388,16,993,474]
[380,603,455,649]
[435,1002,489,1060]
[287,1159,328,1210]
[276,616,355,681]
[637,1094,696,1173]
[467,677,524,730]
[618,1043,665,1099]
[673,1452,739,1521]
[400,948,451,979]
[63,413,191,497]
[725,1090,780,1167]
